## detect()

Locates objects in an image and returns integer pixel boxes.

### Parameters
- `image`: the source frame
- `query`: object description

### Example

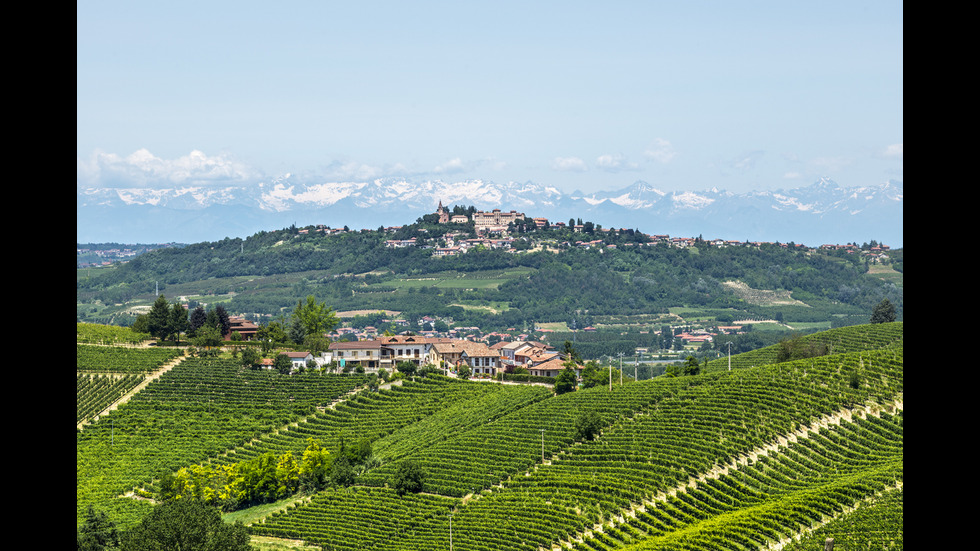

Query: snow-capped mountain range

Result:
[77,177,903,247]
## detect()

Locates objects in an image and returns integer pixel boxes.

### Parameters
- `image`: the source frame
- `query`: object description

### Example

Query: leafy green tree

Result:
[579,360,606,389]
[298,438,331,493]
[391,460,426,496]
[870,298,897,323]
[256,321,286,355]
[214,305,231,337]
[660,325,673,350]
[77,505,120,551]
[554,366,578,395]
[683,355,701,376]
[130,313,149,335]
[293,295,340,338]
[118,498,252,551]
[147,294,171,342]
[397,360,418,379]
[167,301,189,343]
[191,324,223,355]
[573,410,604,442]
[288,317,306,345]
[273,353,292,375]
[188,305,207,337]
[329,453,355,487]
[275,452,300,499]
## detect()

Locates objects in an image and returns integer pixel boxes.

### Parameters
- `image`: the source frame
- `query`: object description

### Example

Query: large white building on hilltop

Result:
[472,208,525,232]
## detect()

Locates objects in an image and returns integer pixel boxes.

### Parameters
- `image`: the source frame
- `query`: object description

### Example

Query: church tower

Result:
[437,200,449,223]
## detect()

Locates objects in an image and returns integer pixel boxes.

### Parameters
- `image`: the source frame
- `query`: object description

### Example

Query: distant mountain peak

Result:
[77,177,903,247]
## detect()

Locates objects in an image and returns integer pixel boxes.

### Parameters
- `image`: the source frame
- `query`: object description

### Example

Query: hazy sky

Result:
[77,1,903,194]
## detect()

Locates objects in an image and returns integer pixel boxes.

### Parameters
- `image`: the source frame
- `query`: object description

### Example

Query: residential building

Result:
[328,340,387,372]
[224,316,259,341]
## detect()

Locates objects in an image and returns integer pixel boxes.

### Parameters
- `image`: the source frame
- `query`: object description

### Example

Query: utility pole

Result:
[618,352,624,385]
[727,342,733,371]
[449,513,453,551]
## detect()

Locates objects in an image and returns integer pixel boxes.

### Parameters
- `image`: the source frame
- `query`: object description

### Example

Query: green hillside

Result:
[77,322,903,549]
[76,224,902,334]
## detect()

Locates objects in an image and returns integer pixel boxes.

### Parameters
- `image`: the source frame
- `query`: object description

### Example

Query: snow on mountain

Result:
[77,177,903,247]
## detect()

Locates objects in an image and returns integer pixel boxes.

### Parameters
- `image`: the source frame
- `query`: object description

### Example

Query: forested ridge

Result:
[77,223,902,333]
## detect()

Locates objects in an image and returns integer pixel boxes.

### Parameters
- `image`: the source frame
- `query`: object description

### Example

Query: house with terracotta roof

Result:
[431,340,502,374]
[459,344,504,376]
[382,335,455,367]
[328,339,388,372]
[528,356,582,378]
[224,316,259,341]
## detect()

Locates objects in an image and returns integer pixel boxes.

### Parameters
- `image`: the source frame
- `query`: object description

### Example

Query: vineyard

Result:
[76,322,903,549]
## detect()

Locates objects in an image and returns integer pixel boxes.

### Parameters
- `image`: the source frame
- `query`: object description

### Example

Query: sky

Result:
[77,1,903,195]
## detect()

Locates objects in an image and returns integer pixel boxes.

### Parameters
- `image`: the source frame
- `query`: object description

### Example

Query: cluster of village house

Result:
[222,314,573,376]
[221,314,749,377]
[377,201,894,260]
[261,332,570,378]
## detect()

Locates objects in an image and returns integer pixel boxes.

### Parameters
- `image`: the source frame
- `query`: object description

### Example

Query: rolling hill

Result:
[76,220,902,337]
[77,322,903,549]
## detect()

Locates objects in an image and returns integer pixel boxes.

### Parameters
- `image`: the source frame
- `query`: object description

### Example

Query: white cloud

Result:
[552,156,588,172]
[596,153,639,172]
[433,157,470,175]
[883,143,903,158]
[730,150,765,172]
[643,138,677,164]
[77,148,262,188]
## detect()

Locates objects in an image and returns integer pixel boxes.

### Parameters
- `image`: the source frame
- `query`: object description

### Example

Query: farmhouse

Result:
[328,339,386,371]
[382,335,455,367]
[224,316,259,341]
[528,356,583,378]
[284,351,315,371]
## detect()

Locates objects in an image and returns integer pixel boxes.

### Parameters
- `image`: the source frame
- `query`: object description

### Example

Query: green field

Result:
[77,323,903,549]
[376,267,535,291]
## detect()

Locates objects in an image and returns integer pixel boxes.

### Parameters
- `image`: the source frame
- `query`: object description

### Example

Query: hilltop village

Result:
[82,201,900,381]
[78,201,894,267]
[359,201,891,261]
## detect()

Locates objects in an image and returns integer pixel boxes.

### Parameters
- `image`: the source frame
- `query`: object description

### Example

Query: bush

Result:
[573,411,604,442]
[391,460,426,496]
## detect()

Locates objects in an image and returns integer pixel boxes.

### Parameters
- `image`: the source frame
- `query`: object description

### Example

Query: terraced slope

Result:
[76,322,903,549]
[250,338,902,549]
[703,322,903,372]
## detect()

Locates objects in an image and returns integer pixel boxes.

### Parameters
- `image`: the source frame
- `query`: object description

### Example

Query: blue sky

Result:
[77,1,902,195]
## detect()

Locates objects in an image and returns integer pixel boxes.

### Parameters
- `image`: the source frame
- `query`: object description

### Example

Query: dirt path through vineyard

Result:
[558,396,904,550]
[77,352,188,430]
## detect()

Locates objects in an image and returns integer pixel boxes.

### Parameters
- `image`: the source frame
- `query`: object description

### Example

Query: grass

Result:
[450,301,511,314]
[248,536,321,551]
[222,494,313,527]
[375,268,534,292]
[867,263,903,287]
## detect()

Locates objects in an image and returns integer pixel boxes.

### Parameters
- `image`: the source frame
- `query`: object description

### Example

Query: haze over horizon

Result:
[77,2,903,200]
